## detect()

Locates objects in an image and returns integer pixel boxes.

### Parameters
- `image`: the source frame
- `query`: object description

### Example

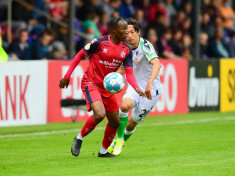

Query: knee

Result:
[120,104,132,113]
[93,110,106,123]
[109,118,120,129]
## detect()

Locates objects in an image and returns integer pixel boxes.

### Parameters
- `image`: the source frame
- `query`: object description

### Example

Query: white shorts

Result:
[123,85,161,123]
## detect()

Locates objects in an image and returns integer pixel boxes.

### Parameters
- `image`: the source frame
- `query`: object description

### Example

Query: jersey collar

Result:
[108,35,122,46]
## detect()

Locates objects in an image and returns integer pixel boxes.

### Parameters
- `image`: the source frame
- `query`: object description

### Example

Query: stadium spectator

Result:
[170,29,183,56]
[182,17,193,36]
[159,28,181,59]
[219,0,235,30]
[207,16,223,38]
[205,0,220,22]
[135,0,151,22]
[181,34,193,60]
[111,10,120,18]
[208,27,231,58]
[0,27,8,62]
[118,0,135,19]
[98,13,109,36]
[146,28,159,51]
[171,11,186,31]
[76,0,101,21]
[135,9,147,34]
[30,29,54,60]
[201,12,211,36]
[47,0,68,20]
[183,1,193,18]
[27,18,46,37]
[48,40,68,60]
[82,13,101,38]
[147,0,167,22]
[200,32,209,59]
[146,12,166,37]
[163,0,177,26]
[8,29,30,60]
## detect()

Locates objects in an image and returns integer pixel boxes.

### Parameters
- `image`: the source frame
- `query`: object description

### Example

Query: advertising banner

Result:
[47,59,189,123]
[188,60,220,111]
[220,59,235,112]
[0,61,48,126]
[149,59,188,115]
[47,61,92,123]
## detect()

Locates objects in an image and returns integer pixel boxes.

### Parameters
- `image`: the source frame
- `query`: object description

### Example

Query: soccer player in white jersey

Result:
[108,18,162,156]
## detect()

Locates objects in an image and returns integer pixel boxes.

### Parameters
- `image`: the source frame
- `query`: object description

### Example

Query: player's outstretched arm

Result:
[64,49,87,80]
[59,49,87,89]
[145,58,161,99]
[124,67,144,96]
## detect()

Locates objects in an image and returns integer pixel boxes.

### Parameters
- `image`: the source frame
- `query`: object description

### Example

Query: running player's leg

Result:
[71,83,106,157]
[117,85,139,140]
[124,89,161,142]
[117,98,133,139]
[98,95,120,157]
[112,86,138,155]
[124,114,137,141]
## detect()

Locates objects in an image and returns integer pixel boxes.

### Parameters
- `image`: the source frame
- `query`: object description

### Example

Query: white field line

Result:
[1,116,234,138]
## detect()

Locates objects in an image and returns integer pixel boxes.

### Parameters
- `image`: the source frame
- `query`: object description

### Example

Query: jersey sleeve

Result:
[123,47,133,68]
[142,39,159,62]
[84,38,102,55]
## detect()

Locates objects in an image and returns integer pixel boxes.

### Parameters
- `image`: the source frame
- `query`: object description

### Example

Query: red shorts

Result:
[81,81,119,113]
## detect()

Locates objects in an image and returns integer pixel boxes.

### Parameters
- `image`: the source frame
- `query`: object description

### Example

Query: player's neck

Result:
[110,35,121,44]
[132,37,140,50]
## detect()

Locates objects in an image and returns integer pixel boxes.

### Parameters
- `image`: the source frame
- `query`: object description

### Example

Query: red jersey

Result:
[82,35,133,95]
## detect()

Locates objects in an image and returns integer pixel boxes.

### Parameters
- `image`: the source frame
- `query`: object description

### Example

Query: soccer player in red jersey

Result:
[59,17,144,158]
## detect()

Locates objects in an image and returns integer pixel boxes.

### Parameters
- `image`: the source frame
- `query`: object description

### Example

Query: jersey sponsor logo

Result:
[121,51,126,58]
[99,60,120,68]
[188,66,219,108]
[112,59,122,64]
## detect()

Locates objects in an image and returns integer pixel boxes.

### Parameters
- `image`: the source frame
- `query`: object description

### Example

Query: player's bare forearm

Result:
[116,66,125,75]
[148,58,161,85]
[145,58,161,99]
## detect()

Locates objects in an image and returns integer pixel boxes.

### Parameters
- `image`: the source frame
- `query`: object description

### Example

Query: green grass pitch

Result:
[0,111,235,176]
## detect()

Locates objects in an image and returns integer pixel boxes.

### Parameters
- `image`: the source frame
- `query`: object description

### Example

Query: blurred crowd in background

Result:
[0,0,235,61]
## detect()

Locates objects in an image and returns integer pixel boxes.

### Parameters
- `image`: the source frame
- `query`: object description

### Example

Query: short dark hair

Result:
[109,17,125,30]
[126,18,141,32]
[20,29,28,34]
[39,29,55,38]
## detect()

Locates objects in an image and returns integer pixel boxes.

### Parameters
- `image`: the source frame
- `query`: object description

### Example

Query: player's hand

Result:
[145,83,152,100]
[135,88,145,97]
[59,78,69,89]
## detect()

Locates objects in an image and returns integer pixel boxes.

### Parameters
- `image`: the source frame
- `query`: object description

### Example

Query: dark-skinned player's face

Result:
[114,20,128,41]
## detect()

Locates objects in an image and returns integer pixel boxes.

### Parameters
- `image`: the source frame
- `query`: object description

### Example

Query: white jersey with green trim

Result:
[132,37,161,91]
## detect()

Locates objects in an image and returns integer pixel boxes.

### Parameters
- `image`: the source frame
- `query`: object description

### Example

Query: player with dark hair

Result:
[108,18,162,156]
[59,17,144,158]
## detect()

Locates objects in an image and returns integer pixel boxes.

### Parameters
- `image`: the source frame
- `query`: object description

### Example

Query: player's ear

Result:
[110,25,115,33]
